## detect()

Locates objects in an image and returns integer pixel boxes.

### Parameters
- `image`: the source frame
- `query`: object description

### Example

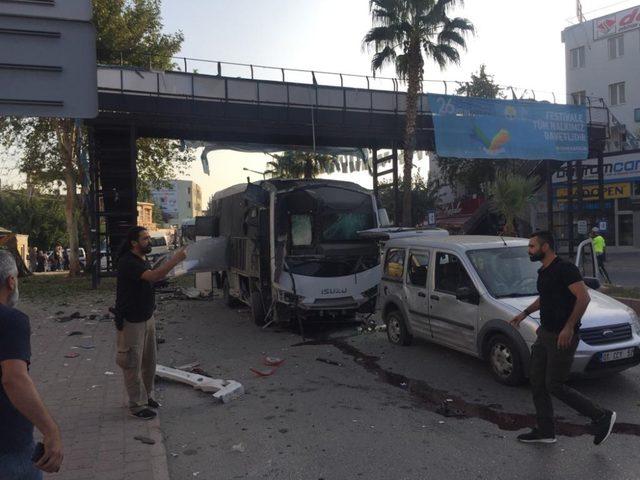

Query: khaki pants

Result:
[115,317,156,412]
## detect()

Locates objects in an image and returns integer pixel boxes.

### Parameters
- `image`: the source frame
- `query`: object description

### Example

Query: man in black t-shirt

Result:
[511,231,615,446]
[0,251,63,478]
[114,227,186,420]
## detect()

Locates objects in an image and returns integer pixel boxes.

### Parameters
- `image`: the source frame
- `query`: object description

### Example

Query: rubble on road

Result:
[155,364,244,403]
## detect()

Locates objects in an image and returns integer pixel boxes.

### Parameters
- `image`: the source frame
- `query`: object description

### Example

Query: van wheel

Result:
[386,310,412,346]
[222,276,239,308]
[250,290,266,326]
[487,334,525,386]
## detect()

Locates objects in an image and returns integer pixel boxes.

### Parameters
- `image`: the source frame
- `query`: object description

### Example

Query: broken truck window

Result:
[291,214,312,246]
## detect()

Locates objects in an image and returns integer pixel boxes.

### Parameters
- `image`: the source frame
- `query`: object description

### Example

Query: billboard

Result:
[152,184,178,217]
[428,94,589,161]
[593,5,640,40]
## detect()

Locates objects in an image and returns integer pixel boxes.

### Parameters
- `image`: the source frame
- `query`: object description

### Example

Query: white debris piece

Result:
[155,364,244,403]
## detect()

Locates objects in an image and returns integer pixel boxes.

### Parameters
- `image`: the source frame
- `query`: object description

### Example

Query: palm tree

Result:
[489,173,537,236]
[363,0,474,226]
[266,151,335,179]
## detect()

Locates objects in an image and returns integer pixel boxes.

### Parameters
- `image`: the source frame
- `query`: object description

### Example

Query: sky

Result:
[3,0,639,203]
[159,0,640,205]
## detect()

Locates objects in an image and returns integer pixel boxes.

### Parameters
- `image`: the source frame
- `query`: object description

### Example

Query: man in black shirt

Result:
[511,231,615,445]
[0,251,63,478]
[115,227,186,420]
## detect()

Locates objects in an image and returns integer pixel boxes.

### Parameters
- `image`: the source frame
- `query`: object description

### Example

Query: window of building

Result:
[384,248,405,280]
[635,108,640,123]
[187,201,191,208]
[608,35,624,59]
[570,46,585,68]
[571,91,587,106]
[609,82,626,106]
[188,187,191,194]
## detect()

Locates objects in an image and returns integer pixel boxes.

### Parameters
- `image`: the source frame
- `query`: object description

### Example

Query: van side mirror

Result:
[456,286,480,305]
[583,277,601,290]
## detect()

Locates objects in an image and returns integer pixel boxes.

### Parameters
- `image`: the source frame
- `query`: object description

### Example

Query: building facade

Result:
[562,5,640,150]
[136,202,156,230]
[151,180,203,226]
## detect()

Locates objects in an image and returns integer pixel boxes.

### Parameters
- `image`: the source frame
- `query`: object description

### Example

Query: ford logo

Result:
[602,329,615,337]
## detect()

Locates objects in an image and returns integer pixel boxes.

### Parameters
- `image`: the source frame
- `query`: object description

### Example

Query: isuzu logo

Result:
[321,288,347,295]
[602,329,615,337]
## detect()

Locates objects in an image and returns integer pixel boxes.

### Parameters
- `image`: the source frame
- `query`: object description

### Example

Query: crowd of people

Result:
[27,245,80,273]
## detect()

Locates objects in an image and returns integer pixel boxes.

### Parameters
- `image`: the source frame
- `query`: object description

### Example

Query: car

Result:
[66,248,86,268]
[377,235,640,385]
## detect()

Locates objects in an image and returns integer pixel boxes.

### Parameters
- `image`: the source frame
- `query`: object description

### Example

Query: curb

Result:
[148,416,171,480]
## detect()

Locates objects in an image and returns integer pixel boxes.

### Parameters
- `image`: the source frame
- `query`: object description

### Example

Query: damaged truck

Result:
[208,179,388,325]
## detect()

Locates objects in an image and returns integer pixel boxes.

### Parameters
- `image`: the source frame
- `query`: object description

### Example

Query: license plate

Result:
[600,348,635,362]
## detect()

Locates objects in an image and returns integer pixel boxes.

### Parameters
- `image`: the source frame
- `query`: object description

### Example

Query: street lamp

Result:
[243,167,267,179]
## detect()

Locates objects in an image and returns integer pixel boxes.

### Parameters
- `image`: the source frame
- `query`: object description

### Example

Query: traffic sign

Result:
[577,220,588,234]
[0,0,97,118]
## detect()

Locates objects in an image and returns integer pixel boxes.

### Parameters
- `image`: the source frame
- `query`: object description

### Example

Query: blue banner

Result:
[428,94,589,161]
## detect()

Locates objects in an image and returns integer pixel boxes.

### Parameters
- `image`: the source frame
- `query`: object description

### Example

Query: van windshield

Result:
[467,246,541,298]
[150,237,167,247]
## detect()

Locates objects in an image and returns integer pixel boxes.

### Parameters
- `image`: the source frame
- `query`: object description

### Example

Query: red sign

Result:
[593,6,640,39]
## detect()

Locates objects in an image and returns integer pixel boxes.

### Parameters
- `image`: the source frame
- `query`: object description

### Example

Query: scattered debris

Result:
[183,449,198,456]
[181,287,202,299]
[156,337,166,345]
[155,365,244,403]
[231,443,245,453]
[64,352,80,359]
[436,400,466,418]
[250,367,276,377]
[55,311,64,315]
[88,314,97,320]
[263,356,285,367]
[104,371,115,376]
[134,435,156,445]
[316,357,343,367]
[74,344,95,350]
[67,331,83,337]
[175,361,201,370]
[192,472,200,477]
[70,312,82,319]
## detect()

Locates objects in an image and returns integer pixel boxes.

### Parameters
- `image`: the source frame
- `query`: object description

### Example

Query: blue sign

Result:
[428,94,589,161]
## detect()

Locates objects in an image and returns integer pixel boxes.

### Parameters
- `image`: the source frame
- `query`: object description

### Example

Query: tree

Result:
[456,64,504,99]
[489,172,537,236]
[364,0,474,226]
[0,0,192,276]
[0,190,67,251]
[378,172,439,226]
[266,151,335,179]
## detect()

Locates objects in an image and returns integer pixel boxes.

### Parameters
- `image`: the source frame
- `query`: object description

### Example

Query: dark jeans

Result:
[530,328,605,436]
[0,443,42,480]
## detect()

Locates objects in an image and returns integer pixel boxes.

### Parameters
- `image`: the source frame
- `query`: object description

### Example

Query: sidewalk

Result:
[21,289,171,480]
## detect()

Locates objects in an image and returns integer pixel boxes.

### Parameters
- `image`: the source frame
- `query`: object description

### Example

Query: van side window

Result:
[384,248,405,280]
[435,252,472,294]
[407,252,429,287]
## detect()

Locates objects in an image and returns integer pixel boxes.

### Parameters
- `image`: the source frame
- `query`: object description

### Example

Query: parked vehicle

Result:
[209,179,393,325]
[377,235,640,385]
[148,232,169,262]
[66,248,86,269]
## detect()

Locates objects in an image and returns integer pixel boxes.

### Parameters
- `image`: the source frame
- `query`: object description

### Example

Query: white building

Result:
[562,5,640,150]
[151,180,203,226]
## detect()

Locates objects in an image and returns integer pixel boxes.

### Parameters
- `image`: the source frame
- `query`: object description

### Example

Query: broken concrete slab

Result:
[155,364,244,403]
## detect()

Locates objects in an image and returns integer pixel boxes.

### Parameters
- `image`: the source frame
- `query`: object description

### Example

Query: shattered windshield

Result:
[467,247,540,298]
[318,188,374,241]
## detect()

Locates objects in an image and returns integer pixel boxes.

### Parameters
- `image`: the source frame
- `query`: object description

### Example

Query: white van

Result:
[377,235,640,385]
[148,233,169,262]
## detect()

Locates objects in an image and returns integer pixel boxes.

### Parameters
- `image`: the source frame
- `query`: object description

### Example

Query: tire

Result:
[250,290,266,326]
[222,276,239,308]
[385,310,412,346]
[487,334,526,386]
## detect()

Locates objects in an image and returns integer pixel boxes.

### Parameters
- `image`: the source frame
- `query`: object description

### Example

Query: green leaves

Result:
[488,173,538,236]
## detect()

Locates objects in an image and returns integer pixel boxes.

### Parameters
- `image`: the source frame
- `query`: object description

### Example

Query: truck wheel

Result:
[250,290,266,326]
[386,310,412,346]
[487,334,525,386]
[222,276,238,308]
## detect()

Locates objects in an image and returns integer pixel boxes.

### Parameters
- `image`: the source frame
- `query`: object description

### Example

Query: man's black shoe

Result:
[517,429,557,444]
[131,408,157,420]
[147,398,161,409]
[593,410,616,445]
